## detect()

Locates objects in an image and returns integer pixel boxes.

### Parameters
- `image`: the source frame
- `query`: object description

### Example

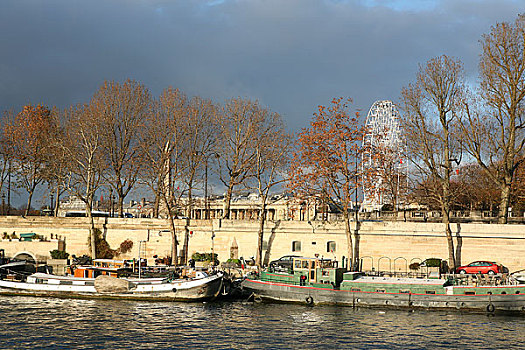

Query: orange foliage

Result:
[5,104,55,163]
[288,97,366,210]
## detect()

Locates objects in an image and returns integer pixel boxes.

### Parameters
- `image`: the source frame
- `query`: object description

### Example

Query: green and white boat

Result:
[242,257,525,314]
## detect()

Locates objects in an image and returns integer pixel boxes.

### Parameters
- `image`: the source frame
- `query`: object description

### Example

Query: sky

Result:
[1,0,523,131]
[0,0,523,206]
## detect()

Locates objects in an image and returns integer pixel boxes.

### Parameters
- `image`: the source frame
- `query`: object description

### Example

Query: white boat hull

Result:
[0,272,223,301]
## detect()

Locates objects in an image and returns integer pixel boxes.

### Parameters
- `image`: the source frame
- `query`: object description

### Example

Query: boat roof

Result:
[31,273,94,281]
[349,276,447,285]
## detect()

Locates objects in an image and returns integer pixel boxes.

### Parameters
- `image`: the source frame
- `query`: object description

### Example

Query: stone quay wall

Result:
[0,216,524,272]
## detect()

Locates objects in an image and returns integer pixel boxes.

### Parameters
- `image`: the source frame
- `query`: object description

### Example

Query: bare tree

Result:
[179,96,218,218]
[401,55,465,270]
[216,98,268,219]
[60,103,106,258]
[461,15,525,223]
[96,80,152,217]
[0,111,14,207]
[141,87,191,264]
[44,107,70,217]
[177,97,218,264]
[249,111,292,268]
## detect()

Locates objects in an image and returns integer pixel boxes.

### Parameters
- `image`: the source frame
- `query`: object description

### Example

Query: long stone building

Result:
[0,215,524,273]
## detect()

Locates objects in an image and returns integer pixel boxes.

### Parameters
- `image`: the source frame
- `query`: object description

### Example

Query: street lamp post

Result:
[204,156,209,219]
[138,240,146,279]
[109,188,114,217]
[211,231,215,266]
[196,151,219,220]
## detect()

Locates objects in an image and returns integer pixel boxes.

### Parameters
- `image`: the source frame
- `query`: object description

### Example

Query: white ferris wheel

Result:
[361,100,407,211]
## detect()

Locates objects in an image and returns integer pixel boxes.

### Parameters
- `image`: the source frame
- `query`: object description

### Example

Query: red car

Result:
[456,261,502,275]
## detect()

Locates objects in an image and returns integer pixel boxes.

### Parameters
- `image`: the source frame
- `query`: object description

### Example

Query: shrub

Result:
[50,250,69,260]
[191,252,219,264]
[226,258,241,266]
[119,239,134,254]
[423,258,442,267]
[89,228,116,259]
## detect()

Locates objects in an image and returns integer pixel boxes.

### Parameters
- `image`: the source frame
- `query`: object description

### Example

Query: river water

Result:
[0,296,523,349]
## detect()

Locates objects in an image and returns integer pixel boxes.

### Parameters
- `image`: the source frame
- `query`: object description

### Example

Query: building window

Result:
[292,241,301,252]
[327,241,336,253]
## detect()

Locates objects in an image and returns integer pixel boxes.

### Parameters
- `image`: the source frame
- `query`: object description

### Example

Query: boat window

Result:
[292,241,301,252]
[400,290,410,294]
[327,241,336,253]
[310,261,315,269]
[425,291,436,294]
[516,291,521,294]
[60,281,73,285]
[464,291,475,295]
[351,288,361,292]
[302,260,309,269]
[295,260,301,269]
[376,289,386,293]
[501,291,507,295]
[322,271,330,277]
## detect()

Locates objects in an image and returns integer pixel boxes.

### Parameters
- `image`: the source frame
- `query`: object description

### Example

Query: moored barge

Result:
[0,259,223,302]
[242,257,525,314]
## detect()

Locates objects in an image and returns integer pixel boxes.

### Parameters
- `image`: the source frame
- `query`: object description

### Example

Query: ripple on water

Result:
[1,297,524,349]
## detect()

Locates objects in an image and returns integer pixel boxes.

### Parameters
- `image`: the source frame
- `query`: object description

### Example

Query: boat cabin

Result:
[263,257,345,288]
[73,259,134,278]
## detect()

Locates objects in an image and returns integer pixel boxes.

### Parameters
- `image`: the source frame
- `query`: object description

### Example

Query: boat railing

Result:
[447,273,520,286]
[360,270,520,286]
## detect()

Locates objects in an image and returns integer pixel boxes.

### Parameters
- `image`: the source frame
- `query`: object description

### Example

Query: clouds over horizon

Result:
[0,0,522,131]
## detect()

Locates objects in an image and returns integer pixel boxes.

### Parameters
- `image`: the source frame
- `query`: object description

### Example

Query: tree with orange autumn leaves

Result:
[289,98,366,271]
[4,104,57,216]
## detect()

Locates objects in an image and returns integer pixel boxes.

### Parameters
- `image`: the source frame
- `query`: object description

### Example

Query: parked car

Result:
[269,255,300,271]
[456,261,503,275]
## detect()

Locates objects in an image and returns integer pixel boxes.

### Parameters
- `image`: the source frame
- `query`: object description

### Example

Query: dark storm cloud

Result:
[0,0,522,130]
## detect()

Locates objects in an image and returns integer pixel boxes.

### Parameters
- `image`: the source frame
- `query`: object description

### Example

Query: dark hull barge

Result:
[242,257,525,314]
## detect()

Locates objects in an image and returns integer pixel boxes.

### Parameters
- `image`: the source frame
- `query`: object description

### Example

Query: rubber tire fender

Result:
[305,296,314,305]
[487,303,495,313]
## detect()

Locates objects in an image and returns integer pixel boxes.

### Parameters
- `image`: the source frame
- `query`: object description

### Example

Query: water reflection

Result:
[0,297,524,349]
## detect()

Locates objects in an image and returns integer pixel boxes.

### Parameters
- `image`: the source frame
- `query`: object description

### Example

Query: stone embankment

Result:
[0,216,524,272]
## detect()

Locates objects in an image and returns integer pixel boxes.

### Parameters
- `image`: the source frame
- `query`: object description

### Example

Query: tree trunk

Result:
[25,191,34,216]
[54,187,60,217]
[168,216,178,265]
[187,186,193,218]
[118,193,124,218]
[255,202,267,268]
[352,220,361,271]
[442,202,456,271]
[86,203,97,258]
[182,218,190,265]
[153,191,160,218]
[498,183,511,224]
[343,210,353,271]
[222,182,234,219]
